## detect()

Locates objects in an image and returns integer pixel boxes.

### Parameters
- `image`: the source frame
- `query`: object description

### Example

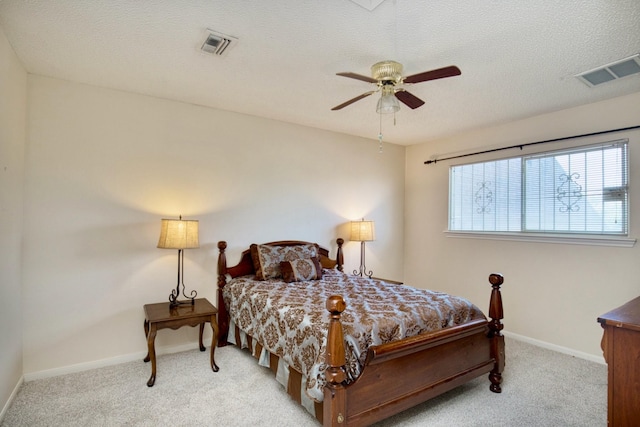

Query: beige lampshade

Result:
[350,220,375,242]
[157,218,199,249]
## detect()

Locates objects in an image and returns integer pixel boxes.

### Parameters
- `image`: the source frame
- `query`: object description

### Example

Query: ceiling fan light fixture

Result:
[376,87,399,114]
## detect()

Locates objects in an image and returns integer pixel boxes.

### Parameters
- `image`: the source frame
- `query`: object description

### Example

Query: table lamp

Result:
[350,218,375,278]
[157,216,199,306]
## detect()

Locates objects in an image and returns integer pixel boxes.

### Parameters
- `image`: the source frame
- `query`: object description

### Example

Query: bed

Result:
[216,238,505,426]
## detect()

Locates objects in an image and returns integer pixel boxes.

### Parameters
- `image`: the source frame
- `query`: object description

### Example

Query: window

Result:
[449,140,628,236]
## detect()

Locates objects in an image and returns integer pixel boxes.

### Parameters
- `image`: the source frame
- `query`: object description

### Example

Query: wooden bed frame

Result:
[217,239,505,427]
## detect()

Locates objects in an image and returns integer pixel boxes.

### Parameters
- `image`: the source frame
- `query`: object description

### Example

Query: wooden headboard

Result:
[217,238,344,286]
[215,238,344,346]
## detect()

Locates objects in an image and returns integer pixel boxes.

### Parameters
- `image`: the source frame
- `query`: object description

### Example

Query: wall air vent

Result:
[576,54,640,87]
[201,30,238,56]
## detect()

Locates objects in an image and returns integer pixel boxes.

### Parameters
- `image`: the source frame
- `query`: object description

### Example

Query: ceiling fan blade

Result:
[395,90,425,109]
[403,65,461,84]
[331,91,375,110]
[336,72,378,83]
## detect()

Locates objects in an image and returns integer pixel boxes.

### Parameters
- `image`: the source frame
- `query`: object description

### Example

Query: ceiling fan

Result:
[331,60,461,112]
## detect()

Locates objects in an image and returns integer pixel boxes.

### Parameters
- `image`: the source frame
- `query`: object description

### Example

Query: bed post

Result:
[217,241,230,346]
[324,295,347,426]
[488,273,505,393]
[336,238,344,272]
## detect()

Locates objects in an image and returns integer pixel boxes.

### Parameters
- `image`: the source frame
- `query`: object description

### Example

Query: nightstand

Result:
[143,298,219,387]
[372,277,404,285]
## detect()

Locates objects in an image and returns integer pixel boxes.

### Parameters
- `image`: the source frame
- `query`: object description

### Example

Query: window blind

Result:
[449,140,628,235]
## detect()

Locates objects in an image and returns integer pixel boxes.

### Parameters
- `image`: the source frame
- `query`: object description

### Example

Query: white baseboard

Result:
[23,342,199,382]
[503,330,606,365]
[0,375,23,423]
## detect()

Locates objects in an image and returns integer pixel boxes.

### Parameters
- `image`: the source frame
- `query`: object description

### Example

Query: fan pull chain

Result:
[378,113,383,153]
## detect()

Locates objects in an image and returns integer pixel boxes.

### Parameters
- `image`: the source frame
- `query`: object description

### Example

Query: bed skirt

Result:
[228,320,324,423]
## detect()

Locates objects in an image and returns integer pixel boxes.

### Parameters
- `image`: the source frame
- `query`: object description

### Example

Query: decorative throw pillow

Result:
[280,257,323,282]
[250,243,319,280]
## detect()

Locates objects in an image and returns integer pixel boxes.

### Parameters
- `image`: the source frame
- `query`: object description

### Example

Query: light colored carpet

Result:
[1,337,607,426]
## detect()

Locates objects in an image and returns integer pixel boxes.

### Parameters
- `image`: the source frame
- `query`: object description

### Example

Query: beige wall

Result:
[405,92,640,359]
[22,75,405,375]
[0,26,26,416]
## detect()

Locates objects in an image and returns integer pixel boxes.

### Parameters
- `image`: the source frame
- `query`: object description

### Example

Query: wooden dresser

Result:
[598,296,640,426]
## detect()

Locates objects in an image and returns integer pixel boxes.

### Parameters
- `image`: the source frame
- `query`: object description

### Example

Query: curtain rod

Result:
[424,124,640,165]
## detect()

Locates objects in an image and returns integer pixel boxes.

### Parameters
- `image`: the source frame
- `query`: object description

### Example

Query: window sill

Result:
[444,231,636,248]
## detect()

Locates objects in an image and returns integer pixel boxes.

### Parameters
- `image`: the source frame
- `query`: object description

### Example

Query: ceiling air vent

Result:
[348,0,386,11]
[576,54,640,87]
[201,30,238,56]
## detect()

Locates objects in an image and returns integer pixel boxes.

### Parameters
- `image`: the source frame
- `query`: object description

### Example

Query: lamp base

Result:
[169,291,196,307]
[352,240,373,278]
[352,268,373,279]
[169,296,196,307]
[169,249,197,307]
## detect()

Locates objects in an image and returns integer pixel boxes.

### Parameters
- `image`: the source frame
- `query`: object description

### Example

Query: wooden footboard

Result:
[324,274,505,427]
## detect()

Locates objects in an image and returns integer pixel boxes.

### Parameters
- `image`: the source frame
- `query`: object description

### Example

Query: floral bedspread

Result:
[222,269,485,402]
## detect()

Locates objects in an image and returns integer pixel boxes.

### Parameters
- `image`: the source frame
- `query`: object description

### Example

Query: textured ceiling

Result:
[1,0,639,146]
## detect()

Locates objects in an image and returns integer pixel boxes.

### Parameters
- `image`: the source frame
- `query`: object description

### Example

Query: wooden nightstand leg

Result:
[143,319,150,362]
[198,322,206,351]
[146,324,158,387]
[210,314,219,372]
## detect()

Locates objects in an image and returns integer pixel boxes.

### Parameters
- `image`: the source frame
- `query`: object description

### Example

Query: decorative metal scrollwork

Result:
[557,172,582,212]
[169,284,197,305]
[475,181,493,214]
